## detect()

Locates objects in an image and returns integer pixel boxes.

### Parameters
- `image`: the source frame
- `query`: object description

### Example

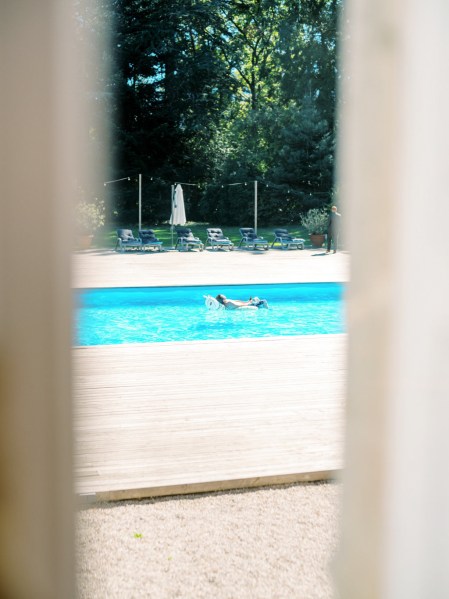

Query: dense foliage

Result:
[77,0,341,226]
[300,207,328,234]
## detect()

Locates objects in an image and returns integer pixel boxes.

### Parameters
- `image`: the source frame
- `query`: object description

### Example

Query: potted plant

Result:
[300,208,328,248]
[75,196,106,249]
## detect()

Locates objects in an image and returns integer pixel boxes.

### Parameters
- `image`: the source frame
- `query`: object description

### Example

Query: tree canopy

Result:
[77,0,341,225]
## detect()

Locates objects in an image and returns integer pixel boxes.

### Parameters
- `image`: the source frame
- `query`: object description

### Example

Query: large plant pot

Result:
[77,234,94,250]
[310,234,325,248]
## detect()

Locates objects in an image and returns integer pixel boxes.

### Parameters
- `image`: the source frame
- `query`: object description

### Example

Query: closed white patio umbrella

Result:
[169,184,186,247]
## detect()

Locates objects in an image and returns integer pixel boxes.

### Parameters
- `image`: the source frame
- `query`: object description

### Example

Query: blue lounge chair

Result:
[206,228,234,251]
[175,227,204,252]
[271,229,305,250]
[115,229,142,252]
[140,229,164,252]
[238,228,269,250]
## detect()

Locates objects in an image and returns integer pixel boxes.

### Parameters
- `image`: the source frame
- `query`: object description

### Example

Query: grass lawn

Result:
[93,223,310,250]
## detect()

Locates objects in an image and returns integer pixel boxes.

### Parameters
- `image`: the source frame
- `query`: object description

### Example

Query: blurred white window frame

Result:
[0,1,82,597]
[337,0,449,597]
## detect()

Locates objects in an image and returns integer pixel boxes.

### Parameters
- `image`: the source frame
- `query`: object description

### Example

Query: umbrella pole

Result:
[138,173,142,232]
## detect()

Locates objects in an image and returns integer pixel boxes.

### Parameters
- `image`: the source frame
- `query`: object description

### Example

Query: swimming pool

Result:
[74,282,345,346]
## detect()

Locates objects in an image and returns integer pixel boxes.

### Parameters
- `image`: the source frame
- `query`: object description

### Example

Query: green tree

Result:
[76,0,341,226]
[271,100,334,208]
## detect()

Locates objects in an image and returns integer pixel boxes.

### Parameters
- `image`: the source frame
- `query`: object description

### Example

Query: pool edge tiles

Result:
[73,331,348,350]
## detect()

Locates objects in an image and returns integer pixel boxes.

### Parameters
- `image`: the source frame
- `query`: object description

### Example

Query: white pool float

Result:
[204,295,225,310]
[250,297,269,309]
[204,295,268,311]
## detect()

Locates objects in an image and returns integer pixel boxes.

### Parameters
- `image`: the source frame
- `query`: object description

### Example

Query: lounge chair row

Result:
[115,227,305,252]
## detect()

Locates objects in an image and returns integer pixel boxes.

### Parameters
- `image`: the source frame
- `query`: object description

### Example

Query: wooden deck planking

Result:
[74,334,346,499]
[73,247,349,288]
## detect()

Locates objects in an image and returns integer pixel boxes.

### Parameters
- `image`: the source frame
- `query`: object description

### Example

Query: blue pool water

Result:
[74,282,345,346]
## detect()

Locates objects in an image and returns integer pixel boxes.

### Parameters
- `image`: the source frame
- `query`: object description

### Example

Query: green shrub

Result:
[300,208,328,235]
[75,198,106,235]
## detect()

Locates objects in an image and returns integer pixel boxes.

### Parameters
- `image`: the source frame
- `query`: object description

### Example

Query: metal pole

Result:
[254,180,258,234]
[170,184,174,248]
[138,173,142,232]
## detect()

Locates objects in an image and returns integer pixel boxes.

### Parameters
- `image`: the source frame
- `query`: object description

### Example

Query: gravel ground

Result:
[76,481,342,599]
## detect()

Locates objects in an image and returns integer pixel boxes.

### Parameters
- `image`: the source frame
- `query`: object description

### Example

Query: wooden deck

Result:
[73,248,349,501]
[73,246,349,288]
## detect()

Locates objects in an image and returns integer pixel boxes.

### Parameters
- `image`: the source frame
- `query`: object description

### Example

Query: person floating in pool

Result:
[215,294,268,309]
